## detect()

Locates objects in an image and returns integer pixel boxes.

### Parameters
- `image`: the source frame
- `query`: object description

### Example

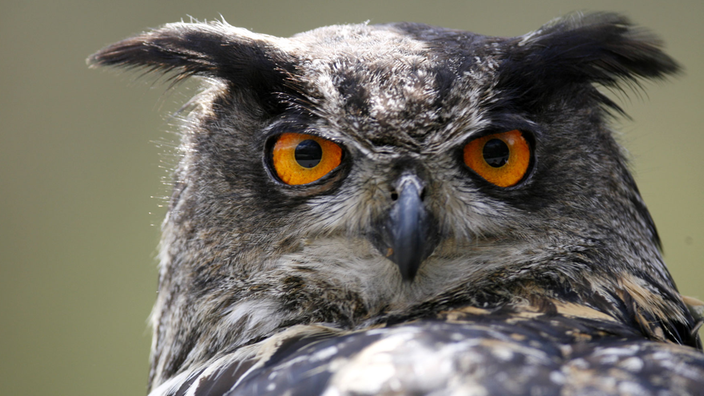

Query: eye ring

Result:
[271,133,343,185]
[463,130,531,188]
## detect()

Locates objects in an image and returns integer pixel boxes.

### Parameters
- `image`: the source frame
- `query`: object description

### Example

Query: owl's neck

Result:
[148,237,699,390]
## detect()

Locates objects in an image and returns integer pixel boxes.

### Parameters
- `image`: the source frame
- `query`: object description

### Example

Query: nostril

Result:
[391,191,399,201]
[419,188,427,202]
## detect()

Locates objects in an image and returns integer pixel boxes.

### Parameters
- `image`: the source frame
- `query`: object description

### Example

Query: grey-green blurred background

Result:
[1,1,702,395]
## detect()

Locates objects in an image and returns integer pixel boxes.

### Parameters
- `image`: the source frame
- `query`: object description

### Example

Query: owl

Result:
[90,12,704,396]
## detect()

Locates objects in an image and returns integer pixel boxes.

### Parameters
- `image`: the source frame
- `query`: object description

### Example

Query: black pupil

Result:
[295,139,323,168]
[483,139,510,167]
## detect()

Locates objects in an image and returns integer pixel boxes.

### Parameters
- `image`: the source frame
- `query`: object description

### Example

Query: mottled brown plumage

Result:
[89,12,704,395]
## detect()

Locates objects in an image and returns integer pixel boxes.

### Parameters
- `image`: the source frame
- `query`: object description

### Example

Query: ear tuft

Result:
[498,12,681,113]
[88,21,298,114]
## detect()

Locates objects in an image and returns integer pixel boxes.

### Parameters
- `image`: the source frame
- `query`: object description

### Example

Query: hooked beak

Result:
[369,174,439,282]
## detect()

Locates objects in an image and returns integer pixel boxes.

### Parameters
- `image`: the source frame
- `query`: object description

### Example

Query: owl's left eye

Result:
[271,133,343,185]
[463,130,531,187]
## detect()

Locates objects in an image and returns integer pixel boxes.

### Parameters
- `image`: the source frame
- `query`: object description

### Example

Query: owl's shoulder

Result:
[158,309,704,396]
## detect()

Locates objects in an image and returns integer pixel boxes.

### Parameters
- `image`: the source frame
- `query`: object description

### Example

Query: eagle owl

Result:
[90,13,704,395]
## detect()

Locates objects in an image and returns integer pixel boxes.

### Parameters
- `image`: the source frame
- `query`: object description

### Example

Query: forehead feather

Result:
[286,23,497,150]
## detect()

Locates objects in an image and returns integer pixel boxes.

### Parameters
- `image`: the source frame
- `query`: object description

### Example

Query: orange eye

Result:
[272,133,343,185]
[463,130,531,187]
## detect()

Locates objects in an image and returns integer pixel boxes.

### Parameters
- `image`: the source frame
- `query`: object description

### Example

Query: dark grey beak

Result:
[370,174,439,282]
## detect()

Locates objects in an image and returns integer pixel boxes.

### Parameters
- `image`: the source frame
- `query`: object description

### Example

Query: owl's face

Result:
[167,22,660,309]
[90,14,691,388]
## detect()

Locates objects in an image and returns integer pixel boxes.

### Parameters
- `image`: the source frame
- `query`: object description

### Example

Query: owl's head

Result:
[91,13,693,388]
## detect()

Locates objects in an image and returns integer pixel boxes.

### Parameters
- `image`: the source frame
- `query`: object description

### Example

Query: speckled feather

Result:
[89,12,704,396]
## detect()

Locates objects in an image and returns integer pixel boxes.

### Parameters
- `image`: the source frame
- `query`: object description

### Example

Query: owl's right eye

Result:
[463,130,531,187]
[271,133,343,185]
